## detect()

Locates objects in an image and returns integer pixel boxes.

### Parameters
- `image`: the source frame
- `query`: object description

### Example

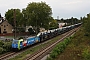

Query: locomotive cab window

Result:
[13,40,18,44]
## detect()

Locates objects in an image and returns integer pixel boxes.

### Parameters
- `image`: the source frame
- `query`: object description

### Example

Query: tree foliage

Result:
[5,9,23,27]
[49,19,58,29]
[5,2,52,34]
[0,41,12,54]
[25,2,52,30]
[22,9,28,26]
[59,17,81,26]
[82,13,90,35]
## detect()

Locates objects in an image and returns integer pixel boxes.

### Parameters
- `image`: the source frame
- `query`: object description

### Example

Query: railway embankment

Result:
[54,27,90,60]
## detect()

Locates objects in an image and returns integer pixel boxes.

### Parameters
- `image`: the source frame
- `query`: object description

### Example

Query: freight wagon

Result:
[12,23,81,50]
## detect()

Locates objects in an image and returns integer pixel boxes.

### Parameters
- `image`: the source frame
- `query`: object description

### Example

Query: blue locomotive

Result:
[12,36,40,50]
[12,23,81,50]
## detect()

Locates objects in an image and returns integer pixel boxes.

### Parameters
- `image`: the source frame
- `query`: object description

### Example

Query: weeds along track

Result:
[25,26,81,60]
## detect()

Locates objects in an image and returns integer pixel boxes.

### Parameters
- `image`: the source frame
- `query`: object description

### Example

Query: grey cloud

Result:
[0,0,90,19]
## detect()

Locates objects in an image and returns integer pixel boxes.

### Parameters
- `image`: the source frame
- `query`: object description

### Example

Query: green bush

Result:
[3,42,12,51]
[0,47,4,54]
[57,42,66,53]
[47,37,72,60]
[50,51,58,58]
[0,41,12,54]
[64,37,71,45]
[0,41,4,47]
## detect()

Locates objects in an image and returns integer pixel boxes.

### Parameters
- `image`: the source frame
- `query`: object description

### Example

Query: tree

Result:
[83,13,90,35]
[49,19,58,29]
[5,9,23,27]
[25,2,52,33]
[61,18,64,23]
[22,8,28,26]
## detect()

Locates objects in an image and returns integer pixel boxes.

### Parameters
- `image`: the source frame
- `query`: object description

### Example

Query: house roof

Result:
[0,13,7,24]
[0,14,10,25]
[0,13,1,18]
[0,16,13,28]
[0,17,4,24]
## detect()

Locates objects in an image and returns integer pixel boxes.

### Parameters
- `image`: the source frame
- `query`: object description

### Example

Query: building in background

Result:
[58,23,66,28]
[0,13,13,34]
[55,19,66,28]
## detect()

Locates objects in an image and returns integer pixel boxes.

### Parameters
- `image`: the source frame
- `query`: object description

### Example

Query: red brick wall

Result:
[0,32,30,36]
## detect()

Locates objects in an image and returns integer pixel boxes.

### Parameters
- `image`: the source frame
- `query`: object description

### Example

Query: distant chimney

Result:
[0,13,1,18]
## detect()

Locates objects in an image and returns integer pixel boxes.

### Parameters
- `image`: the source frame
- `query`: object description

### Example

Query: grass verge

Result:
[55,27,90,60]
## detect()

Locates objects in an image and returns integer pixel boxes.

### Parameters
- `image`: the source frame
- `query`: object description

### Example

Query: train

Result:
[12,23,81,50]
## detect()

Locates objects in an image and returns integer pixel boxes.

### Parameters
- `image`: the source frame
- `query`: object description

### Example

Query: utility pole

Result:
[35,12,37,35]
[13,9,16,39]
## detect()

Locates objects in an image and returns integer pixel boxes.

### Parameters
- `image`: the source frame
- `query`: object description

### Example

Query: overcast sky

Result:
[0,0,90,19]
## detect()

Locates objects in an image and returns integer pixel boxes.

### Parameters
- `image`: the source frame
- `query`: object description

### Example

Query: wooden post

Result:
[13,9,16,39]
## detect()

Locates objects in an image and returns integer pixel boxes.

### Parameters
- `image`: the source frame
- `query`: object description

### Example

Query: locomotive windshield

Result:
[12,40,18,44]
[27,36,35,39]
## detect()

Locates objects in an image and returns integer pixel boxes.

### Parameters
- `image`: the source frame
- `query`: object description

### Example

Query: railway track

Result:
[0,39,55,60]
[0,52,16,60]
[0,42,51,60]
[0,26,80,60]
[25,26,80,60]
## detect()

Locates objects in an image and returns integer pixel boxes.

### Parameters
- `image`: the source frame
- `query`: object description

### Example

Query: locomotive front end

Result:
[12,40,19,50]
